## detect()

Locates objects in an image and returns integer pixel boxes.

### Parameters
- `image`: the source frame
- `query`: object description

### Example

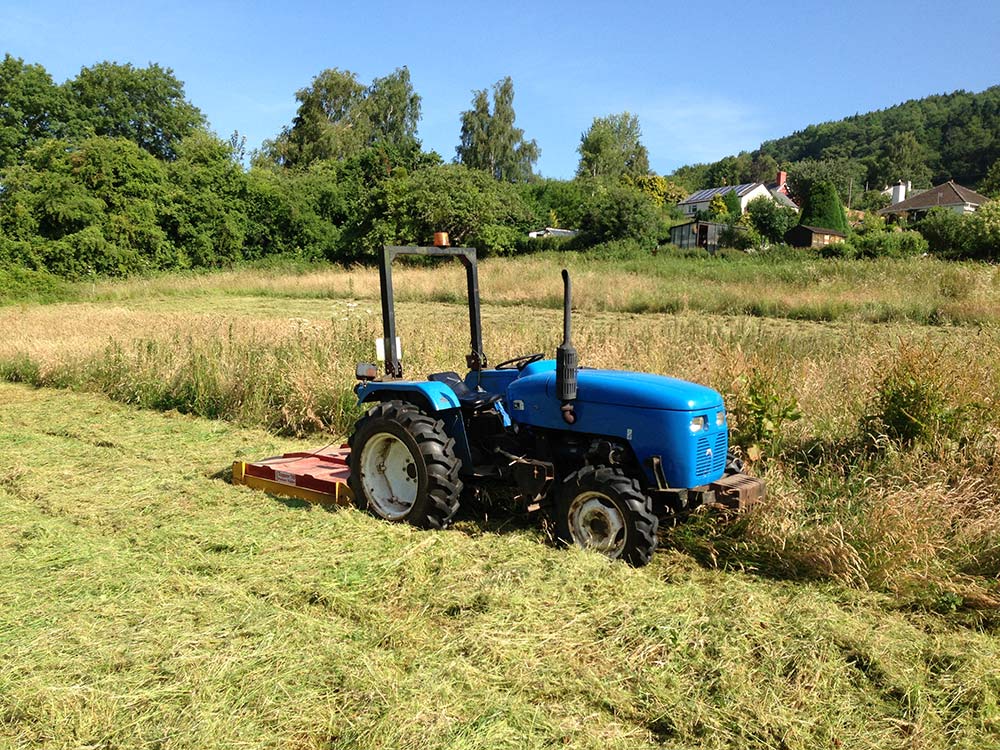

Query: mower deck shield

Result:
[232,446,353,506]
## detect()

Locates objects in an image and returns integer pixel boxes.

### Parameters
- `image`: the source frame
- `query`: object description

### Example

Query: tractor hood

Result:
[513,361,723,412]
[570,369,723,411]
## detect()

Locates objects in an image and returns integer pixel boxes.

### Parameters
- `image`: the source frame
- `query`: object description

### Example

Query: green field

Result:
[1,252,999,748]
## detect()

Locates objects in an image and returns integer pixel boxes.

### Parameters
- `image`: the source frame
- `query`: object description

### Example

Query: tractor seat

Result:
[427,371,503,412]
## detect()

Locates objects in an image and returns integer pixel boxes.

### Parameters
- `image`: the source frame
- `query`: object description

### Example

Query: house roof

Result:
[878,180,990,214]
[769,189,798,210]
[794,225,847,237]
[678,183,762,205]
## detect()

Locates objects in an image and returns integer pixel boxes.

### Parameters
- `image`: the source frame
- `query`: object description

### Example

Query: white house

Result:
[677,182,774,217]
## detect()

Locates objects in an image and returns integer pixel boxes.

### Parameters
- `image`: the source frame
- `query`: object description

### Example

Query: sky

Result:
[2,0,999,178]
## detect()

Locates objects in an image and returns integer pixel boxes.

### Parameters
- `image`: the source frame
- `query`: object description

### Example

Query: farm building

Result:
[669,220,728,252]
[784,224,846,248]
[878,180,989,221]
[677,183,772,217]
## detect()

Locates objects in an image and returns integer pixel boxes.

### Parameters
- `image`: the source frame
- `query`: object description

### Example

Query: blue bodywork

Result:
[357,358,728,490]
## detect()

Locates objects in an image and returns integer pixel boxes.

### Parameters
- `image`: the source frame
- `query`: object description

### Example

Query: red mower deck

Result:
[232,446,354,506]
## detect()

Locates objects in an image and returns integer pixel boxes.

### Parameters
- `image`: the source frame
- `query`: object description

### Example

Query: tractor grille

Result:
[695,433,729,478]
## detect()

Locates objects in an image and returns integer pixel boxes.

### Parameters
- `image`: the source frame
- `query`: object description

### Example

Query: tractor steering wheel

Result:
[494,352,545,370]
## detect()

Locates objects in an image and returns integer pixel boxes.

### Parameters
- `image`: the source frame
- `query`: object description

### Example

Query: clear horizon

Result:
[2,0,998,178]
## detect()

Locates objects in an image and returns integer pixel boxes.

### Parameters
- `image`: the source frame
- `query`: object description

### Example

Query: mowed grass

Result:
[2,384,999,749]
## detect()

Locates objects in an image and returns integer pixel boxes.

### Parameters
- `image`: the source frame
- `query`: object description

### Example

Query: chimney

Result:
[776,170,787,193]
[891,180,907,205]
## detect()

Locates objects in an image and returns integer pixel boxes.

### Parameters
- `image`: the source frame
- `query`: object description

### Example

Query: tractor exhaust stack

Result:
[556,269,578,423]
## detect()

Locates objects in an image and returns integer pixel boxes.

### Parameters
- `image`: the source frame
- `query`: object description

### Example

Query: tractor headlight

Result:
[689,415,707,433]
[716,410,726,427]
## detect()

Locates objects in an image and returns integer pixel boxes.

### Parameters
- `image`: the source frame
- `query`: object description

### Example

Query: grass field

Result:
[2,384,999,749]
[1,251,999,747]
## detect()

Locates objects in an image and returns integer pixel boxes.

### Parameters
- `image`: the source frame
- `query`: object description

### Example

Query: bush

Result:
[916,207,971,257]
[835,230,928,259]
[862,347,962,447]
[727,367,801,459]
[577,183,660,248]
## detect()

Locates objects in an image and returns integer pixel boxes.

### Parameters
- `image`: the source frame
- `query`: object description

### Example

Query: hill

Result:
[671,86,1000,199]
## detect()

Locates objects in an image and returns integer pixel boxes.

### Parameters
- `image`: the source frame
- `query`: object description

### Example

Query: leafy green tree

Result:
[875,131,933,188]
[723,190,742,216]
[265,67,422,168]
[980,158,1000,198]
[708,194,729,220]
[705,152,752,187]
[360,67,422,149]
[0,54,70,168]
[798,181,848,233]
[787,158,867,207]
[64,62,205,160]
[385,163,533,253]
[456,77,538,182]
[624,174,687,207]
[518,178,590,229]
[745,196,798,244]
[576,112,649,179]
[579,184,660,248]
[749,152,779,184]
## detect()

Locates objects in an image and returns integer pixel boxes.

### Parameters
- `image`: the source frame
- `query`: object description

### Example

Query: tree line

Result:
[1,55,698,278]
[1,54,998,279]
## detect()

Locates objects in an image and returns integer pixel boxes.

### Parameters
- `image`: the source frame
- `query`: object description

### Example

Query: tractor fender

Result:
[355,381,472,470]
[356,380,460,412]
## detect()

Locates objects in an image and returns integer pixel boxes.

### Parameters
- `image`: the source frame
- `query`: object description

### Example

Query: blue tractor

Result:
[349,242,763,566]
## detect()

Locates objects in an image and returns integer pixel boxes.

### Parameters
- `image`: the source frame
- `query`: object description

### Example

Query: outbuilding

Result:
[669,220,728,253]
[784,224,846,248]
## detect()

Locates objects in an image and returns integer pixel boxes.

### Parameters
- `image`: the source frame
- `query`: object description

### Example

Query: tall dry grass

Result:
[2,267,1000,608]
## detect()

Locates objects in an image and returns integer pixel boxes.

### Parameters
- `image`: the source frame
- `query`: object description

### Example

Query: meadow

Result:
[1,249,999,747]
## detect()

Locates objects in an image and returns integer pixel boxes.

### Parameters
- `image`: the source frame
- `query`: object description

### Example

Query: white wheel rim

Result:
[568,491,627,557]
[359,432,419,520]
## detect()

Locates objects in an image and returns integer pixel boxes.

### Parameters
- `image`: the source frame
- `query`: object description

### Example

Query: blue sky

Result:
[2,0,998,178]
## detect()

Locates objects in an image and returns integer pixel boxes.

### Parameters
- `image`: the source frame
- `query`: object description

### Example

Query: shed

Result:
[784,224,846,248]
[669,220,727,253]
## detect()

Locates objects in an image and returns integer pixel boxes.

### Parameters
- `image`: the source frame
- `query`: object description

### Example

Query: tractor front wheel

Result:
[555,466,658,566]
[348,401,463,529]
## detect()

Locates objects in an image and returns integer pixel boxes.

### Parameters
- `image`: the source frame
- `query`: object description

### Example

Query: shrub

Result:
[577,183,660,248]
[837,230,928,259]
[916,207,970,257]
[862,346,961,447]
[727,367,801,459]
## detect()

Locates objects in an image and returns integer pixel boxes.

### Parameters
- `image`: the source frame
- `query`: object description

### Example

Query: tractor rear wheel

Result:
[348,401,463,529]
[555,466,658,566]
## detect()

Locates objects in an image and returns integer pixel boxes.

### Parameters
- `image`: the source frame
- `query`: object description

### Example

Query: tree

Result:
[360,67,421,149]
[385,163,534,253]
[787,158,867,207]
[578,184,660,248]
[265,67,422,168]
[980,158,1000,198]
[0,54,69,168]
[64,62,205,160]
[708,194,729,219]
[723,189,742,216]
[798,181,848,233]
[576,112,649,179]
[875,131,933,188]
[745,196,797,244]
[456,77,538,182]
[749,152,779,184]
[625,174,687,207]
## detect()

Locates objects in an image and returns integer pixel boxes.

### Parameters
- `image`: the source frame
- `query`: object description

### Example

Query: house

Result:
[677,182,773,217]
[669,220,729,253]
[784,225,846,248]
[878,180,989,221]
[766,170,798,209]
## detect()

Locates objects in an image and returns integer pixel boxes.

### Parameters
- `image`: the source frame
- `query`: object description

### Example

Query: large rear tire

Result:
[348,401,463,529]
[555,466,658,566]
